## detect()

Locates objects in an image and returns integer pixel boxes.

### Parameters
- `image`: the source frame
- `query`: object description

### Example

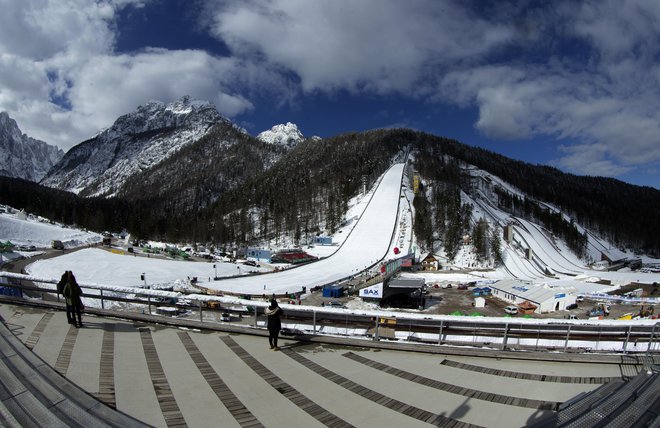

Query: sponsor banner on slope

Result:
[359,283,383,299]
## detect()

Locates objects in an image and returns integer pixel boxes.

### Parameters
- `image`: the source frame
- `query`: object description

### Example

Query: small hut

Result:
[518,300,537,315]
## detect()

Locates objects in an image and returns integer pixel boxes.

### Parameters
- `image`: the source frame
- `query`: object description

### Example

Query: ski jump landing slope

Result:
[205,163,406,296]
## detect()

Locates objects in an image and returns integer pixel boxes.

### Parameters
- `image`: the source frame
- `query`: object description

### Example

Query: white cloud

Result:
[1,0,659,184]
[555,144,632,178]
[206,0,513,94]
[67,49,255,132]
[0,0,267,150]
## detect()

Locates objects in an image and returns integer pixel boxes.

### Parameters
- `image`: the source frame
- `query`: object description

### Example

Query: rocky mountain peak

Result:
[257,122,304,149]
[0,112,63,182]
[41,96,227,197]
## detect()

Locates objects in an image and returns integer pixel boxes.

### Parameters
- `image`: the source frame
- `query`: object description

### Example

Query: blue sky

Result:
[1,0,659,189]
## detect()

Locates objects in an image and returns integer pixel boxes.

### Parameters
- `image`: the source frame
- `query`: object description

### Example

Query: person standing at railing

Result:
[57,271,73,324]
[264,299,282,350]
[63,271,84,328]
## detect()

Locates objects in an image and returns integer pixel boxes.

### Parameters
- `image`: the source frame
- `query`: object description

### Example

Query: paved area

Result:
[0,302,646,428]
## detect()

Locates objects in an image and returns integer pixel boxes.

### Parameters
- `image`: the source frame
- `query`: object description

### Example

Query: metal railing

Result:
[1,271,659,355]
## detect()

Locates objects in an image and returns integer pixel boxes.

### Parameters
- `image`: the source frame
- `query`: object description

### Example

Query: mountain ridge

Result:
[0,112,64,182]
[40,96,228,197]
[1,102,657,257]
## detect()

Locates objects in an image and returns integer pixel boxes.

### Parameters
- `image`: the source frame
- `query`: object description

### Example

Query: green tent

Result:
[449,310,464,316]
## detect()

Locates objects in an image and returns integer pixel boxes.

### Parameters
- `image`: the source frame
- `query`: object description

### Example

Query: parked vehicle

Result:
[576,295,585,302]
[504,305,519,315]
[587,303,610,317]
[566,303,578,310]
[51,240,64,250]
[327,301,347,309]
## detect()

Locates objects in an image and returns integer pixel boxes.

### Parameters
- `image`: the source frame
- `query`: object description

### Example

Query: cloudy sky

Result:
[1,0,659,188]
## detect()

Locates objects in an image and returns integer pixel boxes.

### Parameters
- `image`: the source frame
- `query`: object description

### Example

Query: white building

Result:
[490,280,577,313]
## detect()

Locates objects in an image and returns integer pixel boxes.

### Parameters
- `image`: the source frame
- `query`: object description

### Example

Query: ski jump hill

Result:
[205,162,406,296]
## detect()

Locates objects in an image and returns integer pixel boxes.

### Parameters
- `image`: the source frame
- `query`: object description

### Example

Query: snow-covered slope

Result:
[0,210,101,249]
[257,122,304,149]
[40,96,228,197]
[463,165,625,280]
[0,112,63,181]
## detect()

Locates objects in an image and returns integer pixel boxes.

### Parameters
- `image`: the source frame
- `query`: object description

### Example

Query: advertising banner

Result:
[359,283,383,299]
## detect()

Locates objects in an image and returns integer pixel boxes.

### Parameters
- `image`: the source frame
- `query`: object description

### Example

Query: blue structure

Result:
[246,248,271,262]
[0,286,22,297]
[322,284,344,298]
[314,236,333,246]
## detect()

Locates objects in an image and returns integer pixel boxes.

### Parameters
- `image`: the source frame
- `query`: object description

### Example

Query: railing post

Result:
[199,300,203,323]
[647,323,658,353]
[100,289,104,310]
[313,311,317,334]
[563,324,572,352]
[623,325,632,353]
[438,320,444,345]
[253,306,257,328]
[147,295,151,315]
[502,323,509,350]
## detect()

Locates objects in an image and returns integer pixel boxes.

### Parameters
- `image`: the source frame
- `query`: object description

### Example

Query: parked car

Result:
[576,295,585,302]
[504,305,519,315]
[327,301,347,309]
[220,313,231,322]
[566,303,578,310]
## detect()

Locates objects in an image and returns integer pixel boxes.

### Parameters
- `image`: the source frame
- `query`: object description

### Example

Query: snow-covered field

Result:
[25,248,236,289]
[2,162,660,309]
[0,212,101,248]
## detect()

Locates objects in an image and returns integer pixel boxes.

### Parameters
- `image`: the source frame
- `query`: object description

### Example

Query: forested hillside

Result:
[2,128,658,257]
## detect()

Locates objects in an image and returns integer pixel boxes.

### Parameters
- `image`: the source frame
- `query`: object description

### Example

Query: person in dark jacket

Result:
[62,271,84,328]
[57,271,73,324]
[264,299,283,350]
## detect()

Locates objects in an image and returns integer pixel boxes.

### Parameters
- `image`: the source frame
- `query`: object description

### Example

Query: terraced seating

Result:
[0,315,148,428]
[536,370,660,427]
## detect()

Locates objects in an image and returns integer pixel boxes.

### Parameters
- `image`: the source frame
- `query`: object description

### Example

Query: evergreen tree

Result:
[413,192,433,251]
[472,217,489,261]
[490,226,502,265]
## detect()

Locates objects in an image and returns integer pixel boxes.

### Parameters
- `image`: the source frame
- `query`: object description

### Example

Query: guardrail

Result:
[1,272,659,355]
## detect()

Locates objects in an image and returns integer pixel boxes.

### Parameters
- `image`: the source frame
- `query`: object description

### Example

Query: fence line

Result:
[1,272,659,355]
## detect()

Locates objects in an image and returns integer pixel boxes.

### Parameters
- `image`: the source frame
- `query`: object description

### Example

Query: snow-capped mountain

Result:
[257,122,304,149]
[0,112,63,182]
[41,96,228,197]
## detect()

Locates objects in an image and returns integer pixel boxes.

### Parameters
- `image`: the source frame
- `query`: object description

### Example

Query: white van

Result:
[504,305,519,315]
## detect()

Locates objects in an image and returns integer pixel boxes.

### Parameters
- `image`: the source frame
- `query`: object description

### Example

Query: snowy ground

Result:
[3,161,660,311]
[0,211,101,248]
